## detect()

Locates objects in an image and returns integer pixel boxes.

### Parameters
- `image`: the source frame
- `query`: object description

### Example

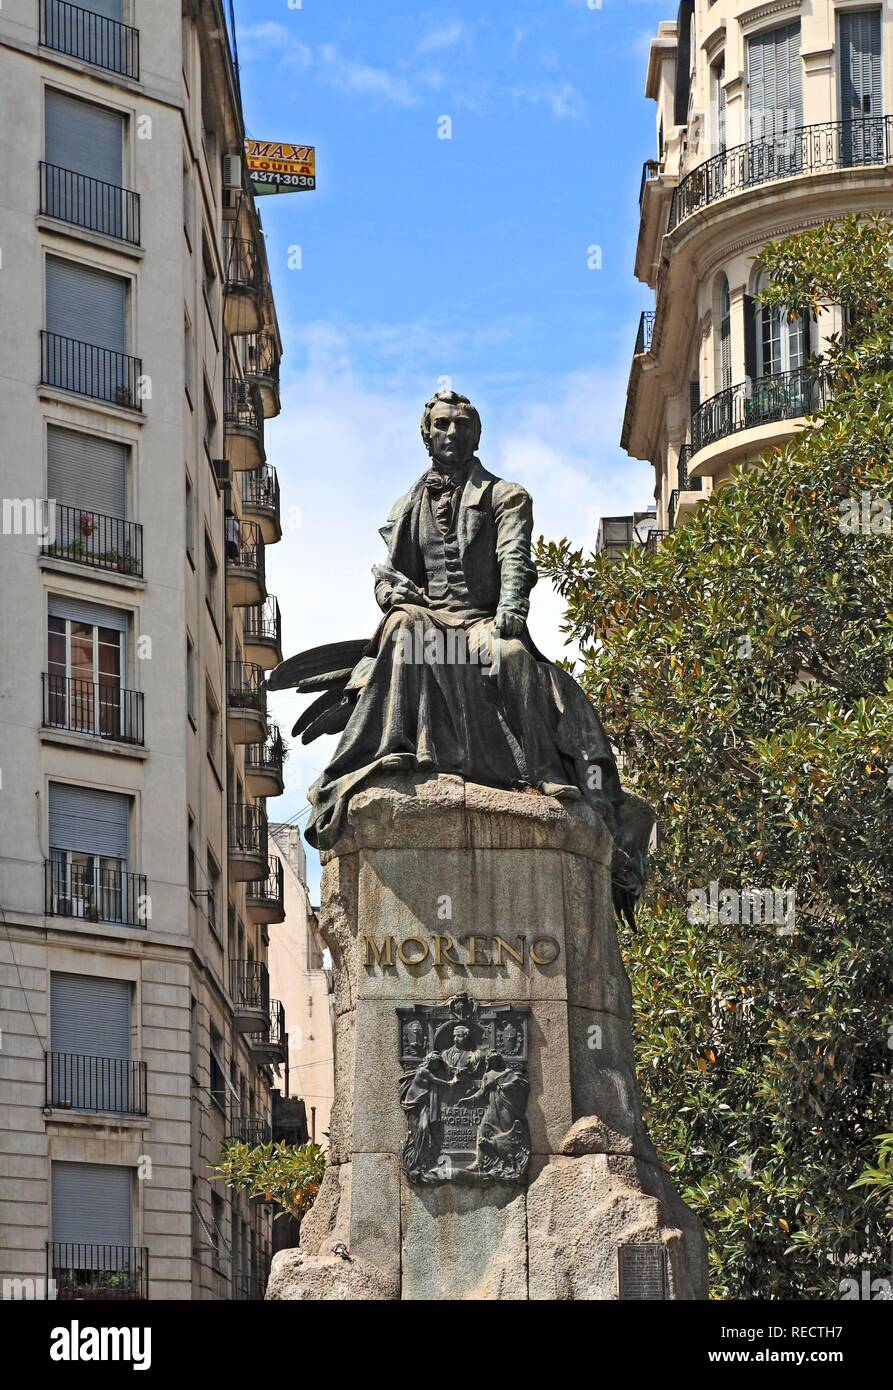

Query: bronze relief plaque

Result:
[397,992,530,1184]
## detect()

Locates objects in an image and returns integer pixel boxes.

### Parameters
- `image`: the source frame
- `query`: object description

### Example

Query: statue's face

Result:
[453,1026,470,1047]
[427,403,476,469]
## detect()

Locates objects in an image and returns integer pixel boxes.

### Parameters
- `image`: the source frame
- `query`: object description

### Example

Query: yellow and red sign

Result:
[245,140,316,195]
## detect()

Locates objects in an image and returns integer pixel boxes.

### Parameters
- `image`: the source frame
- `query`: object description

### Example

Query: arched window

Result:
[750,271,809,380]
[719,276,732,389]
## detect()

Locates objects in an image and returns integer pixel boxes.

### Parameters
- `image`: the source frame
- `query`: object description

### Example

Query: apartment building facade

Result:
[268,826,334,1153]
[618,0,893,540]
[0,0,289,1301]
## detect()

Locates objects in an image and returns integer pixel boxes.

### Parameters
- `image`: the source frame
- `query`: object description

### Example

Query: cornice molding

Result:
[739,0,801,34]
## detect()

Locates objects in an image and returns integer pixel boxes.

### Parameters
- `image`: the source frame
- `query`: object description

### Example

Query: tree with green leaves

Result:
[537,214,893,1300]
[213,1140,326,1225]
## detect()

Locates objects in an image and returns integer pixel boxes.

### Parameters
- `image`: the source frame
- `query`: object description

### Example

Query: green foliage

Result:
[537,215,893,1299]
[212,1141,326,1223]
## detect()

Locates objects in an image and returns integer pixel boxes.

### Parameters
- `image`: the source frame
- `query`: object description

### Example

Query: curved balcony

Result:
[243,595,282,670]
[245,331,281,417]
[226,661,267,746]
[228,803,268,883]
[242,465,281,545]
[223,235,263,336]
[249,1000,287,1066]
[246,727,285,799]
[691,367,831,473]
[669,117,893,232]
[224,377,265,472]
[230,959,270,1032]
[225,519,265,608]
[246,858,286,926]
[634,310,655,356]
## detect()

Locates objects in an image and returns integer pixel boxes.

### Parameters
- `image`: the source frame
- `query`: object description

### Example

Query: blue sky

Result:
[234,0,668,891]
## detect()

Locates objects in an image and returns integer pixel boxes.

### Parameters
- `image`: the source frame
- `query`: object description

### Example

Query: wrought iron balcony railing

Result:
[245,331,281,389]
[249,999,285,1053]
[669,117,893,230]
[691,367,832,456]
[41,502,144,578]
[676,444,703,494]
[46,1052,148,1115]
[230,958,270,1013]
[225,518,265,579]
[244,595,282,648]
[226,661,267,716]
[228,803,268,860]
[226,1109,272,1146]
[645,528,668,554]
[47,1242,148,1301]
[46,859,148,929]
[246,729,285,778]
[246,857,285,909]
[43,674,145,746]
[634,310,656,356]
[242,464,280,519]
[41,331,142,410]
[639,157,663,208]
[40,162,140,245]
[40,0,140,80]
[223,235,261,295]
[224,376,262,435]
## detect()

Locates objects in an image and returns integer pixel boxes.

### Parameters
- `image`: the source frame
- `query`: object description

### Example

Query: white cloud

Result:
[415,21,468,57]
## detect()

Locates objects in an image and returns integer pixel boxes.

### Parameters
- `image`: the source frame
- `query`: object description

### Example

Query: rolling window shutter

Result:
[689,379,700,416]
[46,256,126,352]
[744,295,758,379]
[47,595,127,633]
[52,1161,132,1246]
[51,973,131,1058]
[86,0,124,17]
[47,426,127,517]
[48,783,130,859]
[45,90,122,185]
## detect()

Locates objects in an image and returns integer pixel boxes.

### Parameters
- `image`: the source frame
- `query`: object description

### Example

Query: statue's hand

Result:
[495,607,525,639]
[391,583,426,607]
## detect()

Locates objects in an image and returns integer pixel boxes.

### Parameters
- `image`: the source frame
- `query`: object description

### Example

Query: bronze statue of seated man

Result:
[270,389,653,923]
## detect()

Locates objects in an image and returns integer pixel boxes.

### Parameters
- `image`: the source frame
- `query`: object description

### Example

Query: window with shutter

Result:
[839,10,883,164]
[52,1161,132,1248]
[47,426,127,518]
[747,22,803,182]
[44,90,126,238]
[46,257,127,352]
[50,973,132,1110]
[48,782,131,921]
[47,597,127,740]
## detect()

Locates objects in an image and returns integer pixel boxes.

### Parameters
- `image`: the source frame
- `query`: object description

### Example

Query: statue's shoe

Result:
[379,753,417,773]
[539,782,583,801]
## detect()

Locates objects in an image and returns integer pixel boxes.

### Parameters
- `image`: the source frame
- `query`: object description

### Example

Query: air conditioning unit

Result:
[212,458,232,492]
[222,154,243,216]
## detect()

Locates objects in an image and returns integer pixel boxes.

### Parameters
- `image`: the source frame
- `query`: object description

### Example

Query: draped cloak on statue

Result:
[303,459,624,850]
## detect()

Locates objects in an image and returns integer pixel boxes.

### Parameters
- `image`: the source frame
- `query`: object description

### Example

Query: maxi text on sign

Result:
[245,140,316,195]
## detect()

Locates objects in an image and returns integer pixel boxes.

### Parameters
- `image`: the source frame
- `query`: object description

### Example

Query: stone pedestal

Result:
[267,775,707,1301]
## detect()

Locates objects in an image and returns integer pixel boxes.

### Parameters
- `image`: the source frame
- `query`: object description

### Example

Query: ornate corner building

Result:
[0,1,291,1300]
[617,0,893,540]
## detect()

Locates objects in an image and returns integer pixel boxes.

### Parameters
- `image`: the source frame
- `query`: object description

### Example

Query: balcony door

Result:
[839,9,884,165]
[51,1160,134,1297]
[45,89,125,237]
[45,256,128,400]
[48,782,130,922]
[47,596,127,740]
[47,425,128,561]
[747,23,803,180]
[50,973,132,1112]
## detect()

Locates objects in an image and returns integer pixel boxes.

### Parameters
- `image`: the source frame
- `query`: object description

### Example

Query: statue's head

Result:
[452,1025,470,1047]
[421,389,481,469]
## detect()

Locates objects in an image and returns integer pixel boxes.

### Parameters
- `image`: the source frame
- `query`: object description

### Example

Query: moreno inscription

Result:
[398,992,530,1183]
[364,932,561,970]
